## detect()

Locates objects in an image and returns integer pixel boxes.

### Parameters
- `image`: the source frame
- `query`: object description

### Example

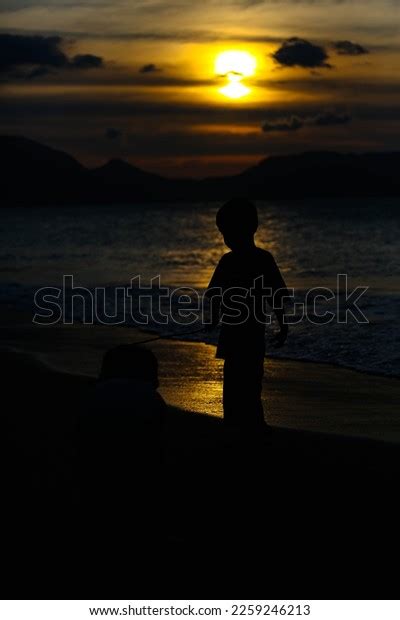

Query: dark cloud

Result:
[0,34,67,71]
[70,54,103,69]
[262,110,352,132]
[139,63,161,73]
[333,40,369,56]
[262,116,303,132]
[272,38,332,69]
[0,33,103,79]
[311,110,352,126]
[105,128,122,140]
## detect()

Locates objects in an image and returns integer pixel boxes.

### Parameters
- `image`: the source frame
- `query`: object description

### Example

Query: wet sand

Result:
[2,304,400,442]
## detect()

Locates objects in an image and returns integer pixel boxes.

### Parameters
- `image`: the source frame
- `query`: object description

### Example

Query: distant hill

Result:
[90,158,169,202]
[2,136,89,205]
[2,135,400,205]
[230,151,400,198]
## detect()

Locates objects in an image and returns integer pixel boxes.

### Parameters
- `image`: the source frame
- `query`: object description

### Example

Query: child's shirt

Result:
[207,247,287,359]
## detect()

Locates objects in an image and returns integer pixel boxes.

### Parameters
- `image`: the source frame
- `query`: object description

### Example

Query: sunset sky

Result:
[1,0,399,176]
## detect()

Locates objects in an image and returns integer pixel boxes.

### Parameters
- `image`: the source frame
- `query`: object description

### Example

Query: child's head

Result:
[216,198,258,251]
[99,344,159,389]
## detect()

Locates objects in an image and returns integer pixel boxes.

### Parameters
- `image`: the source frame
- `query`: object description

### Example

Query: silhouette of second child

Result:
[206,198,288,428]
[77,344,166,548]
[80,344,165,496]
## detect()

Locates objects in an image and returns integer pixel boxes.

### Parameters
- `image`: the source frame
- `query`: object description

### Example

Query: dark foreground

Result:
[4,349,400,598]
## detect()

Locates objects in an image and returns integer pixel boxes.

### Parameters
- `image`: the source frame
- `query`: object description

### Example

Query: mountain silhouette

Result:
[232,151,400,198]
[90,158,170,202]
[2,135,88,205]
[93,158,164,185]
[2,135,400,205]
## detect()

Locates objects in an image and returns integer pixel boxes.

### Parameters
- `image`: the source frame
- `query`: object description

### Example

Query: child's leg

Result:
[223,356,264,427]
[222,357,240,424]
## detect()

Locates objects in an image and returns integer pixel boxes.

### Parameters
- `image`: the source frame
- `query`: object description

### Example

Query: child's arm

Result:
[272,306,288,348]
[204,257,227,330]
[265,253,289,348]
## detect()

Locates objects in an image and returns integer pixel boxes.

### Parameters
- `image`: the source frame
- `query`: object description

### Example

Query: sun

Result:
[215,50,257,99]
[215,51,257,78]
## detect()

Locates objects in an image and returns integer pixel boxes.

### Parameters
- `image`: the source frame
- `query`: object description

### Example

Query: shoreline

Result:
[2,303,400,443]
[2,288,398,379]
[167,331,400,380]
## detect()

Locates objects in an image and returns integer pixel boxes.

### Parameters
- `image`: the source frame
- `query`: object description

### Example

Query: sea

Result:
[1,198,399,377]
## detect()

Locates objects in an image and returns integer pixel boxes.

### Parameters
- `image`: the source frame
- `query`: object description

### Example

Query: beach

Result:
[2,304,400,443]
[4,302,400,597]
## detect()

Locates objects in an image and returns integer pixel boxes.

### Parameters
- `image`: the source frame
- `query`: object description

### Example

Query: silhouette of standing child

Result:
[206,198,288,428]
